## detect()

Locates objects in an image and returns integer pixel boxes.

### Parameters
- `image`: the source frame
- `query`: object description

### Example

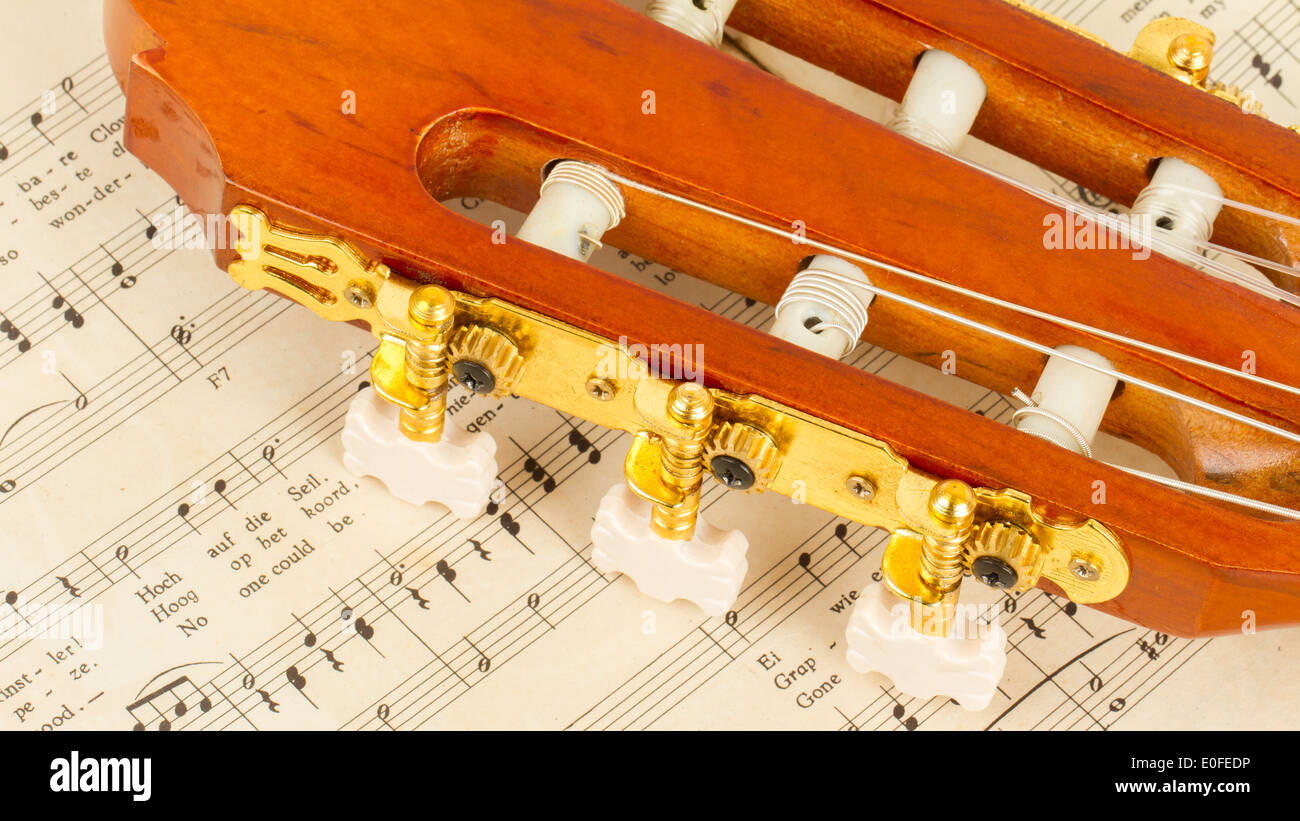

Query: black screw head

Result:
[971,555,1019,590]
[710,455,755,491]
[452,360,495,394]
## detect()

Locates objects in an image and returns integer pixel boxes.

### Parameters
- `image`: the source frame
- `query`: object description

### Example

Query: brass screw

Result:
[399,285,456,443]
[1168,33,1213,80]
[846,475,876,501]
[344,281,375,310]
[1069,556,1101,582]
[913,479,977,635]
[585,376,615,401]
[651,382,714,540]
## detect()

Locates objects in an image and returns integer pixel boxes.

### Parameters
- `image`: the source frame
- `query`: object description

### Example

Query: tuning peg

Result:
[342,286,500,518]
[343,162,625,516]
[525,165,749,616]
[845,480,1007,711]
[846,580,1007,711]
[1012,344,1117,457]
[645,0,739,47]
[1131,157,1224,265]
[771,255,874,359]
[887,50,988,153]
[518,160,625,262]
[590,383,749,616]
[591,484,748,617]
[342,387,499,517]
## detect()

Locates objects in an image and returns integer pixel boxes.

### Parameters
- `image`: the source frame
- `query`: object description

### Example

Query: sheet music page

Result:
[1,0,1296,733]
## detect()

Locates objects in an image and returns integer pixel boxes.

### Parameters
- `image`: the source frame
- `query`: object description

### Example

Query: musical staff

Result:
[0,55,118,173]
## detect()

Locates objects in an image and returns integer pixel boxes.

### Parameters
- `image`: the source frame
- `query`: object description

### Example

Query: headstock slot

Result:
[414,108,1300,512]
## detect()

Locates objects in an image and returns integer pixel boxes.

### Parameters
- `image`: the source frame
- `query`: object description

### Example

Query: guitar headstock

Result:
[106,0,1300,708]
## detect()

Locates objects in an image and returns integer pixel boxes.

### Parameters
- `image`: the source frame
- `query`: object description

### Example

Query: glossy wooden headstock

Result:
[104,0,1300,636]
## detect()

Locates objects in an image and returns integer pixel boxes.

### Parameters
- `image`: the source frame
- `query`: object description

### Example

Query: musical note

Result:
[284,665,316,707]
[436,559,470,602]
[213,478,236,510]
[37,272,84,328]
[176,502,199,534]
[292,612,316,647]
[115,544,139,578]
[58,371,88,410]
[465,636,491,673]
[170,321,194,346]
[469,538,491,561]
[28,110,53,146]
[499,512,522,539]
[891,703,919,731]
[126,675,212,731]
[833,523,857,555]
[262,440,285,478]
[1252,54,1284,90]
[101,244,125,278]
[567,427,602,464]
[0,142,8,162]
[103,241,138,289]
[0,311,32,353]
[796,552,824,586]
[236,663,280,714]
[353,617,375,640]
[723,608,743,638]
[136,210,159,240]
[523,455,556,493]
[60,76,87,112]
[526,592,553,629]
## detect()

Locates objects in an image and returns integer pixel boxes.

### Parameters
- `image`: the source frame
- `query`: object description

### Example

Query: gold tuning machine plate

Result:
[226,206,1131,608]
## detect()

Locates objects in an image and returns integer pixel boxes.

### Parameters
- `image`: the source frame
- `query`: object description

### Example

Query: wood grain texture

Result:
[105,0,1300,636]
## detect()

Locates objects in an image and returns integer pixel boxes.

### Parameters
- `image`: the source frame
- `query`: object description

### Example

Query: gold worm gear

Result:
[448,324,524,396]
[966,521,1044,592]
[703,421,780,491]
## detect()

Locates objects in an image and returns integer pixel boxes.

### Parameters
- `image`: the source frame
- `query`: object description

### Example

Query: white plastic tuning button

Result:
[644,0,739,47]
[1012,345,1117,457]
[771,255,874,359]
[342,286,499,519]
[590,383,748,617]
[845,481,1007,711]
[846,582,1007,711]
[517,161,625,262]
[342,388,499,518]
[886,50,987,154]
[591,484,748,617]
